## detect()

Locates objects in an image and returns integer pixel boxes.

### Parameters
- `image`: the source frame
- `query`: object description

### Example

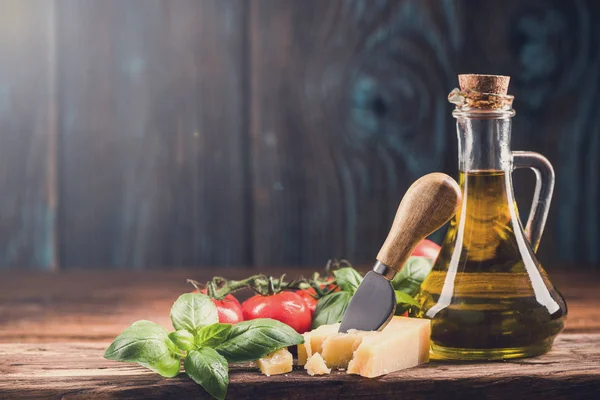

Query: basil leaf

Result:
[196,323,232,348]
[391,256,434,296]
[392,256,433,314]
[185,348,228,400]
[104,320,181,378]
[395,290,420,307]
[311,291,351,329]
[214,318,303,363]
[170,293,218,333]
[169,329,195,352]
[333,267,363,294]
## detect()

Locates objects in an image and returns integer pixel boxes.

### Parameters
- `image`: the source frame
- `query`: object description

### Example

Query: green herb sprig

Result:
[391,256,435,314]
[104,293,303,400]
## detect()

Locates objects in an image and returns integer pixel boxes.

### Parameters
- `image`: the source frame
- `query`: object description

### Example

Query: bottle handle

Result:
[511,151,555,252]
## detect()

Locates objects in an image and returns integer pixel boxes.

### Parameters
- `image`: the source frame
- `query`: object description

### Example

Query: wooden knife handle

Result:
[376,173,462,271]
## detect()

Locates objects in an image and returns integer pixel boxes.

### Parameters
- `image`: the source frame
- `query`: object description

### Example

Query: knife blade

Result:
[339,172,462,333]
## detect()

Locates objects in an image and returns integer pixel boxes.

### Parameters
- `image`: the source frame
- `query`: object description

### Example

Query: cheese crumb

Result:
[304,353,331,376]
[257,348,293,376]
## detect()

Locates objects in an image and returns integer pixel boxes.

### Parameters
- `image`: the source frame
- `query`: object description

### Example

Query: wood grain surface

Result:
[376,173,460,269]
[248,0,600,267]
[0,269,598,342]
[1,335,599,400]
[0,269,599,399]
[56,0,249,268]
[0,0,57,270]
[1,0,600,269]
[249,0,455,266]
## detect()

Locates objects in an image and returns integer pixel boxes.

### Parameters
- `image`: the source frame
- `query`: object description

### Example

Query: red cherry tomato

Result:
[242,291,312,334]
[411,239,441,259]
[321,277,339,292]
[295,277,339,316]
[295,289,318,315]
[196,289,244,324]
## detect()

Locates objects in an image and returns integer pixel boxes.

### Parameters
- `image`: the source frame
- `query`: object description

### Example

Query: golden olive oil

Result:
[414,171,567,360]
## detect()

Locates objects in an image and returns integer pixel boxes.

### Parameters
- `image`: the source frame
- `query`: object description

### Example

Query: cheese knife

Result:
[339,172,462,333]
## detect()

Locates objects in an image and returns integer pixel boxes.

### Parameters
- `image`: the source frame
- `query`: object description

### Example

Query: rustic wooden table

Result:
[1,269,599,399]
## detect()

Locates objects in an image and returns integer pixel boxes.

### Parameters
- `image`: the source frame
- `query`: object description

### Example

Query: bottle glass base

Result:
[429,338,555,361]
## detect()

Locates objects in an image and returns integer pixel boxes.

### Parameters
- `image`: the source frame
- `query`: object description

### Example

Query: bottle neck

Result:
[456,116,512,172]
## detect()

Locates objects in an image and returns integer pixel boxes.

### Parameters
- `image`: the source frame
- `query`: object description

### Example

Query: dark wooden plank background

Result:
[56,0,249,268]
[0,0,599,270]
[0,0,58,269]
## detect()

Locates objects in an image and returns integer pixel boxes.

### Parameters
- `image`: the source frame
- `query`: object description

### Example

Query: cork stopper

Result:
[458,74,510,95]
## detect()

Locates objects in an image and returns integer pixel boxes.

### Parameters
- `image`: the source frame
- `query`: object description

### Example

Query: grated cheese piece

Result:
[257,348,293,376]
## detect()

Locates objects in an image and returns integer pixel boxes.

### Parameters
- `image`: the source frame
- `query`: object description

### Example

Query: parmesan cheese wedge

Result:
[347,317,430,378]
[304,352,331,376]
[298,316,431,378]
[257,348,293,376]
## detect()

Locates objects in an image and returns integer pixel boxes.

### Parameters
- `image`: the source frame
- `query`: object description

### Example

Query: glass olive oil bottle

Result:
[413,75,567,360]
